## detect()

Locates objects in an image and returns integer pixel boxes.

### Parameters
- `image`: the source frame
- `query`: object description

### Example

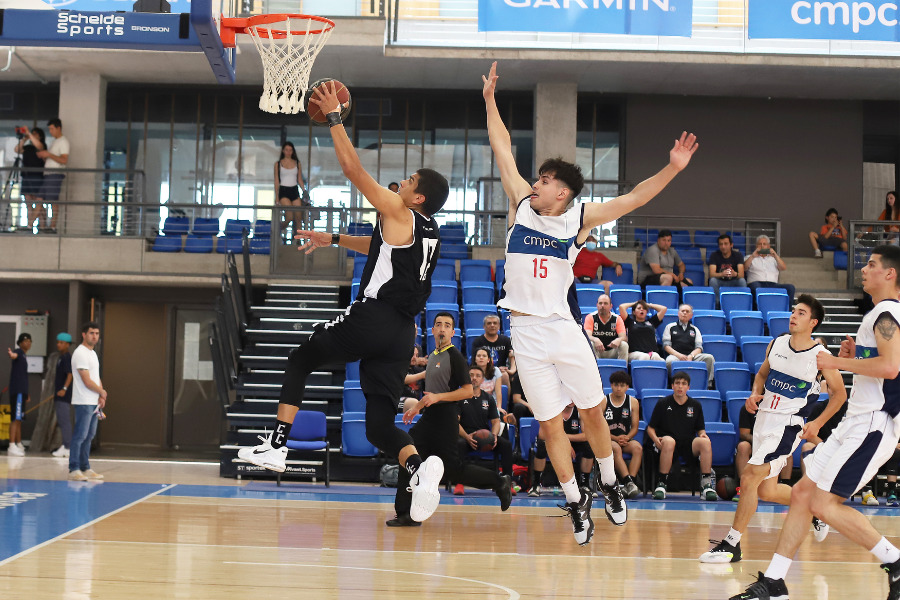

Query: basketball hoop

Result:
[221,14,335,115]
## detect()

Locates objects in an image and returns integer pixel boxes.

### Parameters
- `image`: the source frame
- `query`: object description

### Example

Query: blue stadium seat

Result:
[394,414,421,434]
[720,288,753,316]
[741,336,773,368]
[834,250,848,270]
[639,389,670,421]
[351,281,360,300]
[425,303,460,330]
[756,291,790,318]
[215,237,243,253]
[498,309,510,332]
[609,284,642,309]
[249,237,270,254]
[767,311,791,337]
[633,420,647,446]
[715,362,752,396]
[682,287,716,310]
[685,268,706,287]
[679,247,702,263]
[428,283,458,304]
[631,361,668,396]
[341,412,378,457]
[692,310,727,336]
[495,260,505,292]
[576,284,605,307]
[518,417,538,459]
[345,361,360,380]
[465,328,485,358]
[191,217,220,237]
[462,304,498,330]
[278,410,330,486]
[353,258,367,279]
[162,216,190,236]
[342,386,366,413]
[730,311,765,342]
[152,235,182,252]
[726,391,751,427]
[671,231,691,247]
[183,234,213,253]
[703,335,737,362]
[707,422,737,466]
[461,281,495,305]
[597,359,628,385]
[225,219,252,238]
[343,379,360,388]
[426,331,462,353]
[459,259,492,282]
[254,220,271,238]
[668,361,708,390]
[694,395,723,422]
[645,286,680,310]
[433,260,457,281]
[656,313,678,342]
[605,263,634,285]
[441,243,468,260]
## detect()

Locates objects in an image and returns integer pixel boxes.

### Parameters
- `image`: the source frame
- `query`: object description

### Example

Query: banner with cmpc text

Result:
[749,0,900,42]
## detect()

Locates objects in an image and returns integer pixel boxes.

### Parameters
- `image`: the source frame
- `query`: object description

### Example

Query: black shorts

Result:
[572,440,595,459]
[279,185,300,201]
[21,175,43,196]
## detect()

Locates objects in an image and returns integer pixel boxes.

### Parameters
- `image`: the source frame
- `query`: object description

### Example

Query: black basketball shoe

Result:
[386,514,421,527]
[882,558,900,600]
[729,571,789,600]
[560,487,594,545]
[495,474,513,512]
[599,482,627,526]
[699,538,742,563]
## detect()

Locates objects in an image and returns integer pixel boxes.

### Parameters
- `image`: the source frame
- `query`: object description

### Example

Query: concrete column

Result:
[67,280,88,337]
[58,72,107,235]
[533,82,578,174]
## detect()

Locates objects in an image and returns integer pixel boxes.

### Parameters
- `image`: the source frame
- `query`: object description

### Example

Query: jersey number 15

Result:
[533,258,548,278]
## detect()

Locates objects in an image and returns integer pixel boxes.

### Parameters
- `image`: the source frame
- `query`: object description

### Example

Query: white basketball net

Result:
[243,16,334,115]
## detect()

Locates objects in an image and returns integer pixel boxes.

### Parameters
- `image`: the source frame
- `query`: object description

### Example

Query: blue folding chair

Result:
[610,285,642,309]
[693,310,727,336]
[352,259,367,279]
[730,311,765,343]
[767,311,791,337]
[694,395,723,422]
[656,313,678,342]
[499,309,510,332]
[184,234,213,253]
[833,251,848,270]
[495,261,505,292]
[192,217,220,237]
[682,287,716,311]
[428,282,458,304]
[741,336,773,369]
[645,286,680,310]
[576,284,605,307]
[433,259,457,281]
[685,268,706,287]
[707,422,737,466]
[277,410,330,486]
[756,291,790,319]
[715,362,752,396]
[152,235,182,252]
[519,417,538,460]
[631,361,668,396]
[463,304,498,330]
[703,335,737,362]
[459,259,492,282]
[225,218,252,238]
[394,414,421,434]
[249,238,270,254]
[726,392,751,427]
[345,361,360,380]
[605,263,634,284]
[720,288,753,316]
[461,281,495,305]
[668,361,708,390]
[465,328,485,358]
[425,303,460,329]
[162,216,190,235]
[597,359,628,385]
[343,386,367,413]
[341,412,378,457]
[639,389,670,421]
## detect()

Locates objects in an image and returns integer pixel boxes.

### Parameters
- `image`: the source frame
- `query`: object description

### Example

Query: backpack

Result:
[379,464,400,488]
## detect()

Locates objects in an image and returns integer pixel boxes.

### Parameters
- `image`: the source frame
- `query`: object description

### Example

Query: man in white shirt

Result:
[69,322,106,482]
[744,234,795,303]
[35,118,70,234]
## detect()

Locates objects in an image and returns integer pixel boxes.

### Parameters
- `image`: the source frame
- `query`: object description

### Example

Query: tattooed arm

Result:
[817,312,900,379]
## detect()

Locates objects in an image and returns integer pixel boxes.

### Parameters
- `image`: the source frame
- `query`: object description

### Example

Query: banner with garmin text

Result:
[478,0,693,36]
[749,0,900,41]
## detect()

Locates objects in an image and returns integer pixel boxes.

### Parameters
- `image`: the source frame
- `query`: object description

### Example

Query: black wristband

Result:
[331,233,340,246]
[326,111,342,128]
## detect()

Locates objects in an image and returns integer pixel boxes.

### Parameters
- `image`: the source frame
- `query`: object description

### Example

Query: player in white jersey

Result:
[731,245,900,600]
[700,294,846,564]
[483,61,698,545]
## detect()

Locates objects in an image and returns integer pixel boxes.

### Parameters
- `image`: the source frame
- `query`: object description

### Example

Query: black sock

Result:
[271,420,292,449]
[659,473,668,485]
[624,475,635,485]
[532,470,543,488]
[405,454,422,475]
[576,471,589,488]
[888,481,897,493]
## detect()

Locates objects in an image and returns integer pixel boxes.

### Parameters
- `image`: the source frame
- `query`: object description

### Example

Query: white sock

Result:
[595,454,617,487]
[871,537,900,564]
[764,553,792,581]
[724,528,742,545]
[560,476,581,503]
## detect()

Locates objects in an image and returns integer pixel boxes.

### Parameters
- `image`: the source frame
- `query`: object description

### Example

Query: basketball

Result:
[472,429,496,451]
[305,78,352,125]
[716,476,738,501]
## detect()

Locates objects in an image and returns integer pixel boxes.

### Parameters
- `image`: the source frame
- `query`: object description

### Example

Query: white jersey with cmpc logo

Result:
[497,198,584,321]
[760,334,828,418]
[846,299,900,419]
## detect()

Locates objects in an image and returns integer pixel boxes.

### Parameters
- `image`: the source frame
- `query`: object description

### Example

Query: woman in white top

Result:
[472,347,503,404]
[274,141,307,236]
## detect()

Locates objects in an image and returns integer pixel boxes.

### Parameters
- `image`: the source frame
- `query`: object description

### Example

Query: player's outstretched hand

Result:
[745,393,763,414]
[6,348,15,359]
[669,131,698,171]
[310,81,343,115]
[294,230,332,255]
[482,61,499,100]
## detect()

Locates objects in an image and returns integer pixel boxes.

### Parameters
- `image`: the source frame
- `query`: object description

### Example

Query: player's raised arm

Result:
[580,132,698,238]
[483,61,533,226]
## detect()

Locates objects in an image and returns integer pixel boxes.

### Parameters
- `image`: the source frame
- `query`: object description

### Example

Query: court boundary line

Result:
[0,483,177,568]
[224,561,521,599]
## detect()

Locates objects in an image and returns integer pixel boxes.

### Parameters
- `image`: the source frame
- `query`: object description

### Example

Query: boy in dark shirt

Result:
[646,371,714,500]
[52,333,74,458]
[6,333,31,456]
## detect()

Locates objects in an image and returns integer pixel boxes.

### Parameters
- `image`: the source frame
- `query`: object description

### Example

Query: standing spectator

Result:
[661,304,715,388]
[51,332,73,458]
[598,370,642,499]
[469,315,514,371]
[6,333,31,456]
[69,322,106,481]
[573,234,623,293]
[808,208,848,257]
[619,299,667,362]
[35,118,69,234]
[707,233,746,294]
[583,294,628,360]
[745,234,795,302]
[274,141,307,236]
[637,230,690,287]
[14,127,45,231]
[646,371,715,501]
[471,347,503,404]
[456,365,514,494]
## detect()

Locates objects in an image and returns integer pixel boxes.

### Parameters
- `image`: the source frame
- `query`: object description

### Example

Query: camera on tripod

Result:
[14,126,29,138]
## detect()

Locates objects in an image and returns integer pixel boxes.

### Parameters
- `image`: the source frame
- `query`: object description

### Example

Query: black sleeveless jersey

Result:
[356,210,440,318]
[604,396,635,437]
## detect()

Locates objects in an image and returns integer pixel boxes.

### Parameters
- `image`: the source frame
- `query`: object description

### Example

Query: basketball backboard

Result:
[0,0,237,83]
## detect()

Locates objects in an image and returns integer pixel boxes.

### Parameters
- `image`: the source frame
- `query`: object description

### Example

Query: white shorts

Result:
[747,410,804,480]
[510,314,605,422]
[804,411,900,499]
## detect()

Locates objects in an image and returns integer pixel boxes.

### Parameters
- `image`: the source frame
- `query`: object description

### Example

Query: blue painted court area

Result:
[0,479,168,563]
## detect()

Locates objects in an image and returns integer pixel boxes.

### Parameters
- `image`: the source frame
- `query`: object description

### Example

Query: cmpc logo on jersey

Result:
[477,0,693,36]
[857,345,879,359]
[508,224,573,259]
[765,369,810,399]
[749,0,900,42]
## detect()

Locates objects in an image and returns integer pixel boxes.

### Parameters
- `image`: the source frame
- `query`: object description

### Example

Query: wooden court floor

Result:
[1,456,899,599]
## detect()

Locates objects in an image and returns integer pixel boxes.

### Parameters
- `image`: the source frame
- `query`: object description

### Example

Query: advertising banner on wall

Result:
[478,0,694,36]
[749,0,900,41]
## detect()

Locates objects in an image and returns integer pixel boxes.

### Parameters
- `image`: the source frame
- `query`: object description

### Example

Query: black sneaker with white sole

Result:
[882,558,900,600]
[699,538,741,563]
[560,487,594,545]
[599,482,627,526]
[386,514,421,527]
[729,571,789,600]
[495,474,513,511]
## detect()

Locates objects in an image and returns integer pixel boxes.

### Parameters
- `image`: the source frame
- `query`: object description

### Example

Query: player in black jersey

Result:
[239,83,450,524]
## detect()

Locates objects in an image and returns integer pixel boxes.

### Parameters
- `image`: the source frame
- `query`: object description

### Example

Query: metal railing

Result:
[847,220,898,289]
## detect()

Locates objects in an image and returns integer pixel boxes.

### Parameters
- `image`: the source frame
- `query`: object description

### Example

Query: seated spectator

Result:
[707,233,746,293]
[661,304,715,388]
[808,207,848,257]
[469,315,516,386]
[599,370,642,499]
[646,371,715,501]
[455,365,515,495]
[400,346,428,413]
[528,403,594,497]
[573,234,622,294]
[734,404,793,502]
[509,371,533,424]
[619,299,666,362]
[745,234,795,303]
[637,229,692,287]
[471,347,503,404]
[583,294,629,360]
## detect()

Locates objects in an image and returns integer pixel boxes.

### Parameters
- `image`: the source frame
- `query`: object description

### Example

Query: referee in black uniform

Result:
[240,82,451,524]
[390,312,513,526]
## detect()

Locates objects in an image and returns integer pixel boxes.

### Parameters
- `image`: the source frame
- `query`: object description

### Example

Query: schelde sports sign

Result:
[749,0,900,41]
[477,0,693,36]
